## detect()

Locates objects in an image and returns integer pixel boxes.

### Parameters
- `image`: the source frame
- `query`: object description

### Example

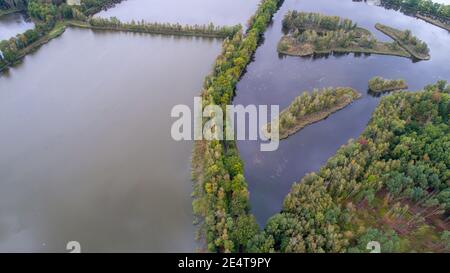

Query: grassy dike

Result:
[264,88,361,140]
[191,0,284,253]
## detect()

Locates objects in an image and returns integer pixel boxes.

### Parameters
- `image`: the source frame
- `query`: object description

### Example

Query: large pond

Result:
[234,0,450,225]
[96,0,260,27]
[0,28,222,252]
[0,12,34,41]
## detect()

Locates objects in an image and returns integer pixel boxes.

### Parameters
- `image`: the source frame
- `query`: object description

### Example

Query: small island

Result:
[375,23,430,60]
[368,76,408,94]
[264,87,361,140]
[278,11,412,59]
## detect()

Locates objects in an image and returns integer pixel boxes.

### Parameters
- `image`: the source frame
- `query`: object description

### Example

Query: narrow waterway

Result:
[234,0,450,225]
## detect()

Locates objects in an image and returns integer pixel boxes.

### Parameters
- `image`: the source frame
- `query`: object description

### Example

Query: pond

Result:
[0,12,34,41]
[96,0,260,27]
[0,28,222,252]
[234,0,450,225]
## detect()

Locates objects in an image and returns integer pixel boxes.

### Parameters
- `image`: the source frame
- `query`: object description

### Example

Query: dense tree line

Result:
[192,0,283,253]
[272,87,360,139]
[88,17,242,38]
[248,82,450,252]
[0,0,79,67]
[380,0,450,23]
[368,76,408,93]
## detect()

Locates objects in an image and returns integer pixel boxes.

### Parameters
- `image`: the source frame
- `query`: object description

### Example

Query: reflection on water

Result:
[235,0,450,225]
[0,28,222,252]
[0,12,34,41]
[96,0,260,27]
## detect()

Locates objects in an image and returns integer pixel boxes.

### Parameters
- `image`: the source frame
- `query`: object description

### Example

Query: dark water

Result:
[234,0,450,225]
[0,12,34,41]
[0,28,222,252]
[96,0,260,27]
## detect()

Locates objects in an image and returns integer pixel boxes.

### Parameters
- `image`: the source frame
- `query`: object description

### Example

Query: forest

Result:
[368,76,408,93]
[278,11,415,59]
[375,23,430,60]
[247,81,450,253]
[265,87,361,140]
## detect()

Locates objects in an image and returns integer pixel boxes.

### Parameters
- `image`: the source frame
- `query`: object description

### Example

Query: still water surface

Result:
[0,28,222,252]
